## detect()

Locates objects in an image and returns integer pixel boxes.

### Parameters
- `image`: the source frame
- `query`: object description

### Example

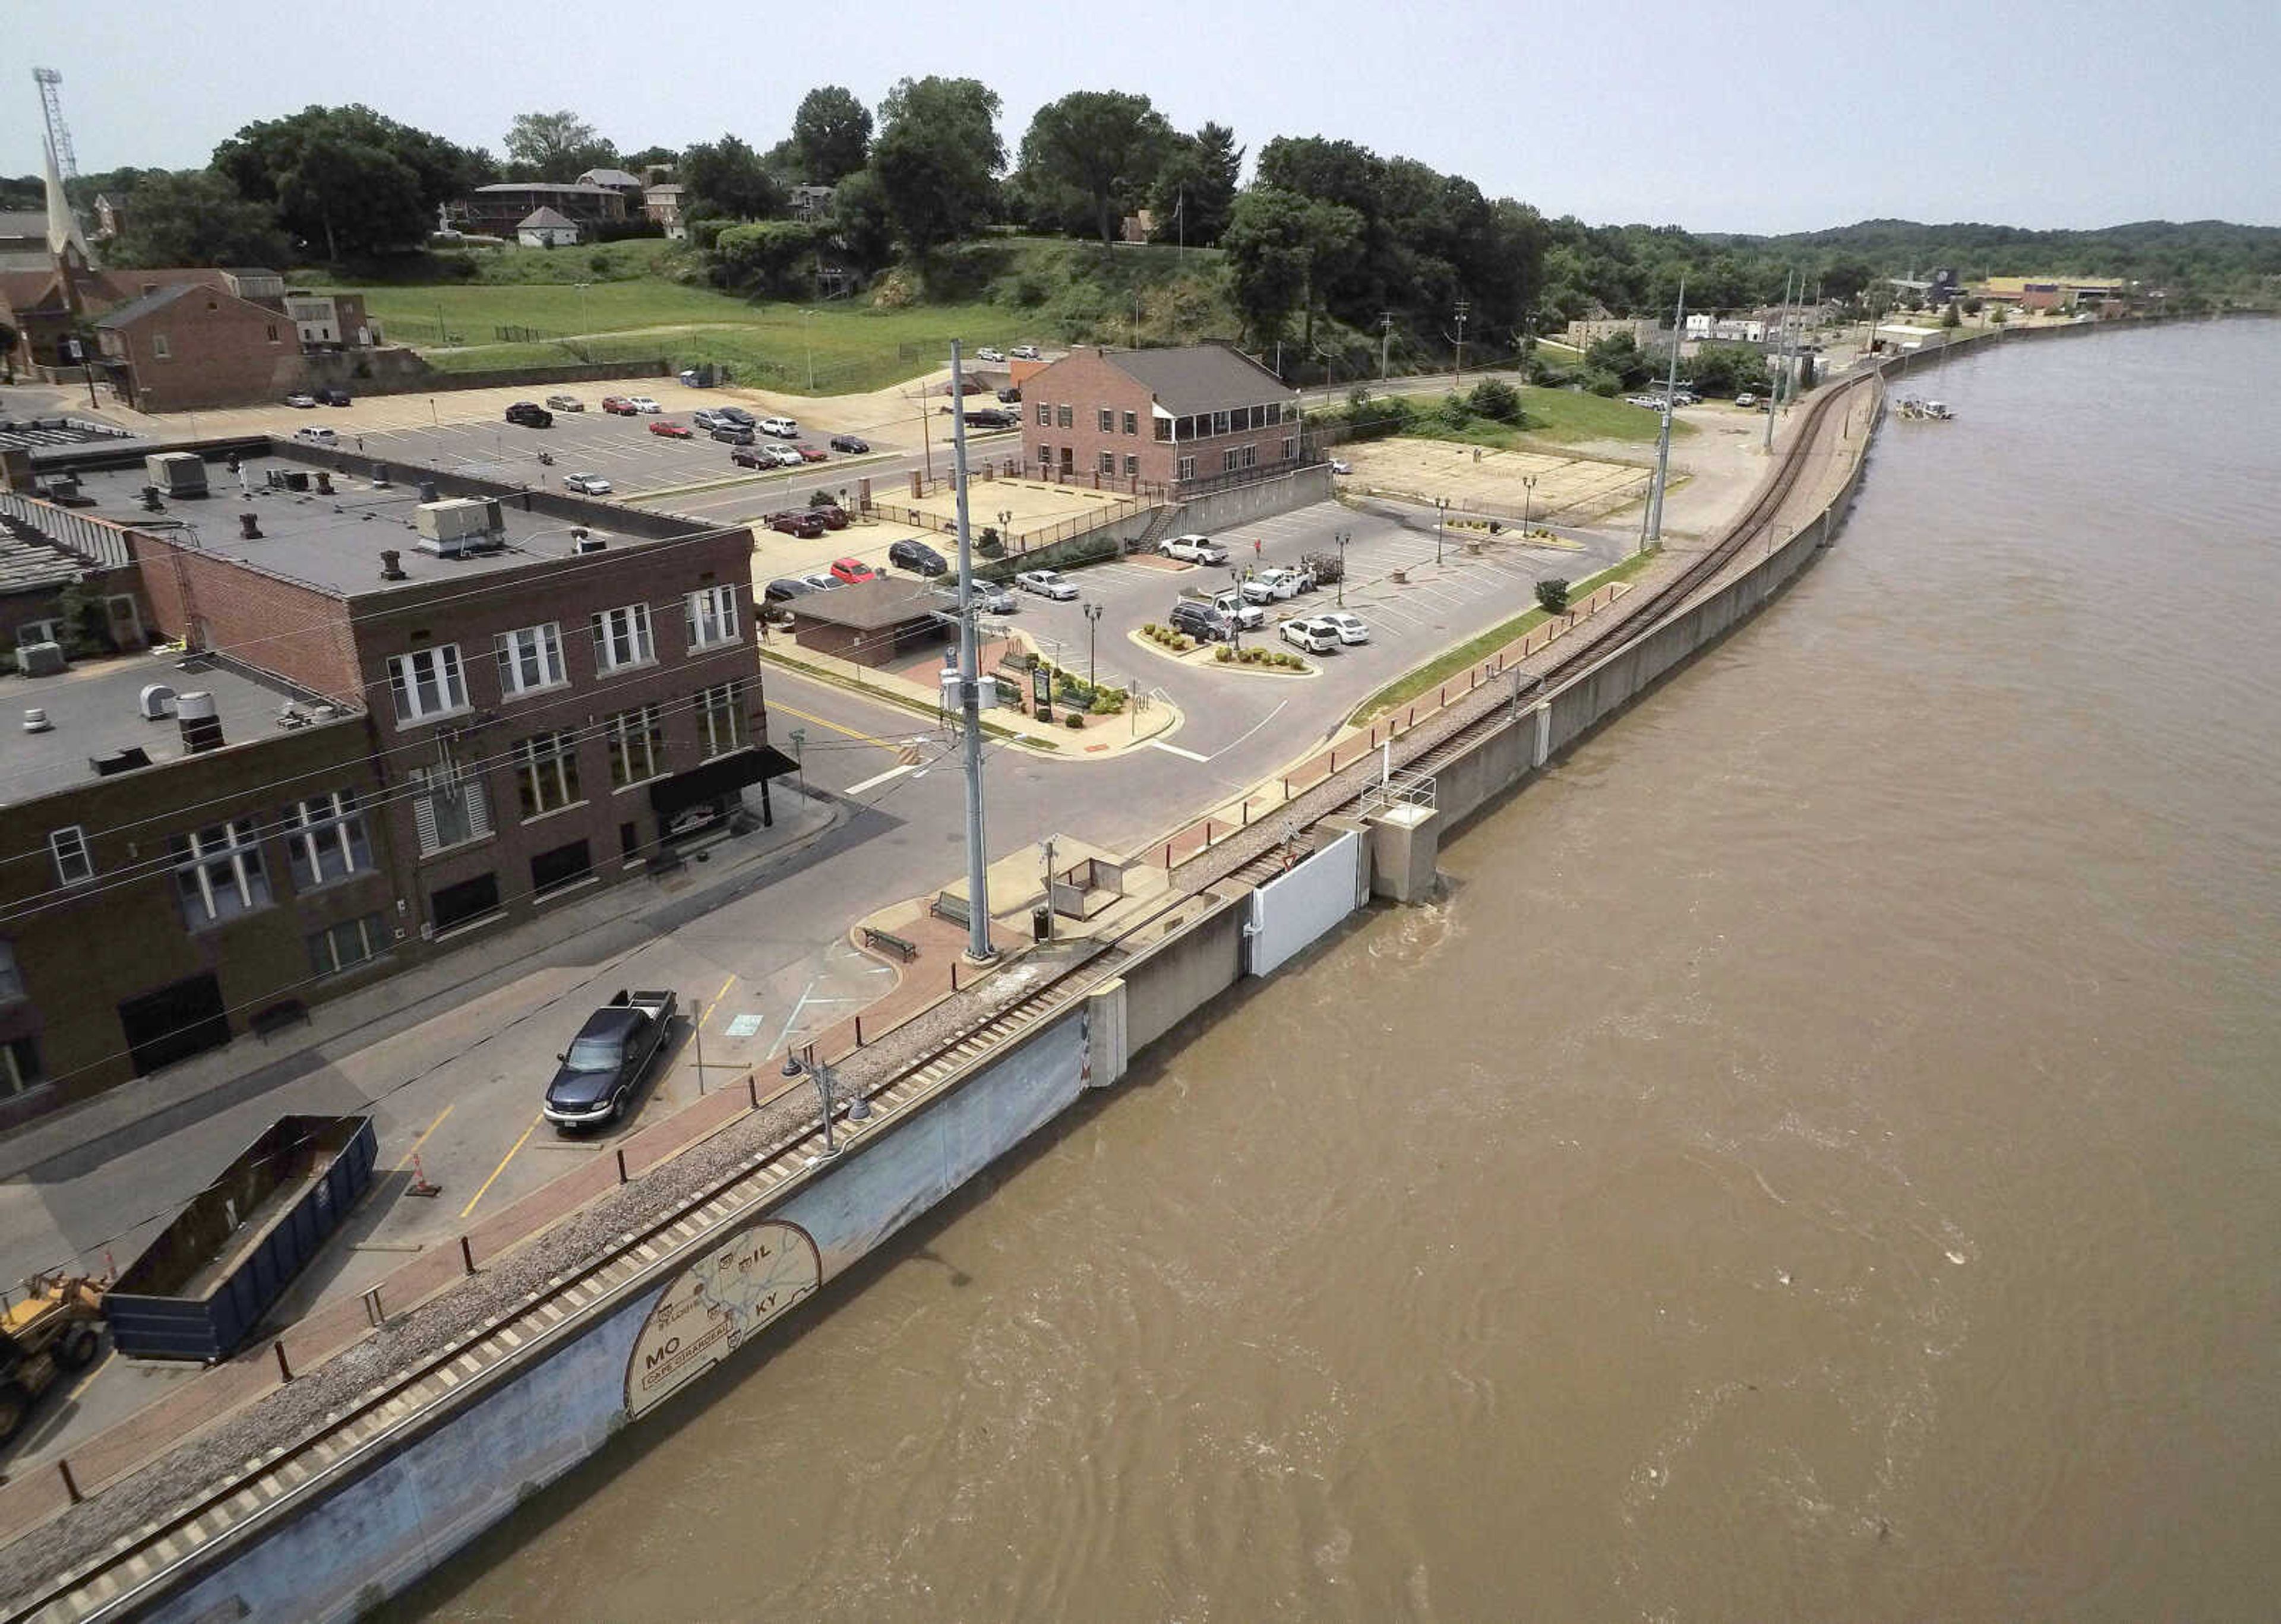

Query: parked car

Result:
[1161,534,1228,565]
[961,407,1017,429]
[1319,611,1370,644]
[996,386,1022,403]
[544,394,585,412]
[563,472,613,495]
[759,415,799,438]
[1207,589,1265,630]
[760,443,803,468]
[283,393,317,409]
[1169,600,1233,642]
[976,583,1018,614]
[1279,618,1337,655]
[811,504,851,530]
[710,425,755,445]
[317,387,352,407]
[627,396,662,413]
[505,402,554,428]
[292,425,337,444]
[1734,393,1757,408]
[1329,458,1351,475]
[692,409,732,431]
[1009,345,1041,361]
[731,446,772,469]
[1239,576,1278,605]
[601,396,637,415]
[938,378,988,396]
[829,557,878,586]
[677,368,710,388]
[763,577,814,609]
[542,990,678,1129]
[769,510,826,538]
[829,434,870,454]
[717,406,756,427]
[800,571,842,591]
[975,346,1006,363]
[793,443,829,462]
[1016,568,1079,601]
[889,538,947,576]
[648,419,693,438]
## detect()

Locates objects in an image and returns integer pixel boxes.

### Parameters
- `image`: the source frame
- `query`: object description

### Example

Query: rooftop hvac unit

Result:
[17,641,66,677]
[414,498,504,557]
[144,451,208,497]
[138,683,178,719]
[573,536,607,554]
[177,689,223,753]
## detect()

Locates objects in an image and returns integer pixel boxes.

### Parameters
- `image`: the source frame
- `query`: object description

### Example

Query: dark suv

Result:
[888,538,947,576]
[504,402,553,428]
[1170,600,1232,642]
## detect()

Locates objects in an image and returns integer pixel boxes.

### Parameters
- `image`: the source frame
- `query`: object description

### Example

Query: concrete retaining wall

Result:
[1120,894,1248,1053]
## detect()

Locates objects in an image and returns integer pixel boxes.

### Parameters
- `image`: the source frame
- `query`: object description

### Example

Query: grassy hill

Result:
[299,235,1244,396]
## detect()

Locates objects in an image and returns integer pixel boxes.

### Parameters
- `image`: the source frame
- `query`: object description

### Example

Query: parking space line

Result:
[460,1113,542,1219]
[394,1102,455,1171]
[700,974,737,1026]
[767,700,908,751]
[1148,738,1210,763]
[845,762,918,796]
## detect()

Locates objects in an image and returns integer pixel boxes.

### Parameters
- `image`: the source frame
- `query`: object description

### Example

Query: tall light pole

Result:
[1648,275,1685,549]
[1453,298,1470,385]
[1521,473,1537,533]
[1765,270,1793,454]
[802,309,816,392]
[574,281,590,336]
[1435,496,1450,565]
[1082,601,1102,689]
[948,339,995,965]
[1379,311,1393,380]
[1334,529,1350,606]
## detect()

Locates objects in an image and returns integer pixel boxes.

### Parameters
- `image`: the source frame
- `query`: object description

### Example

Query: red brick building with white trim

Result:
[1020,344,1302,494]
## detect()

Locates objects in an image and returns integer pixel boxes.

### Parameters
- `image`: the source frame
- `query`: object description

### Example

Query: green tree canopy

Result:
[503,110,618,182]
[1223,185,1364,350]
[871,77,1004,258]
[1015,90,1175,254]
[791,87,873,184]
[101,170,291,269]
[214,105,479,258]
[826,168,896,269]
[683,135,783,220]
[1148,122,1241,247]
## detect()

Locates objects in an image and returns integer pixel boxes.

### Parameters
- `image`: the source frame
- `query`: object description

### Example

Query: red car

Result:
[813,504,851,530]
[767,511,826,539]
[648,419,693,438]
[601,396,636,415]
[793,443,830,463]
[829,557,878,586]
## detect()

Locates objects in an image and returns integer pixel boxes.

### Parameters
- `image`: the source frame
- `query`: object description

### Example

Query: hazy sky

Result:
[8,0,2277,233]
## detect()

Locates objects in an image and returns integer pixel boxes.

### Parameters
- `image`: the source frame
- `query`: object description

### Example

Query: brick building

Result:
[1019,344,1302,495]
[93,282,299,412]
[0,441,788,1120]
[446,182,628,238]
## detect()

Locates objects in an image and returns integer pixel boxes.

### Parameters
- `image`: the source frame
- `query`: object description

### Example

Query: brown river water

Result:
[396,321,2281,1622]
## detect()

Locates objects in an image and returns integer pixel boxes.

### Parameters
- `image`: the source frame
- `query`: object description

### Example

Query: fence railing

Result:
[0,489,135,568]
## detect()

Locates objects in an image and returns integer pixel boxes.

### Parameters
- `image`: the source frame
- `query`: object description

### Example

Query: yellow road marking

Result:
[394,1102,454,1171]
[701,974,737,1026]
[766,699,903,750]
[460,1114,542,1219]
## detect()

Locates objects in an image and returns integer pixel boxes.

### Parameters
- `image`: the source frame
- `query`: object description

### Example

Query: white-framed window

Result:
[590,604,654,673]
[0,941,24,1004]
[1124,454,1139,475]
[172,819,270,926]
[1034,402,1050,427]
[1212,409,1231,436]
[152,333,171,361]
[1154,416,1171,442]
[1,1035,42,1099]
[308,913,389,976]
[410,767,491,855]
[1224,448,1242,473]
[606,704,665,788]
[494,623,564,696]
[684,585,739,650]
[283,789,372,889]
[1122,410,1138,435]
[49,826,94,887]
[1055,405,1073,428]
[1243,444,1259,468]
[1098,451,1116,475]
[1282,437,1297,461]
[1097,407,1114,432]
[388,644,467,723]
[1176,456,1196,482]
[514,729,583,817]
[16,618,63,647]
[695,681,745,759]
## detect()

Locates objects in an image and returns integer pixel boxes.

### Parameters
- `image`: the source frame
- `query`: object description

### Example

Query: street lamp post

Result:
[1082,601,1103,690]
[1435,497,1451,565]
[1521,473,1537,533]
[802,309,816,391]
[998,508,1013,554]
[1334,529,1350,606]
[574,282,590,338]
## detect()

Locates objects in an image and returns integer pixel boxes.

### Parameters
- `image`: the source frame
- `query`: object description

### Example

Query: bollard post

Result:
[748,1073,760,1110]
[855,1014,864,1047]
[275,1341,293,1382]
[460,1236,476,1276]
[615,1148,628,1184]
[952,960,960,993]
[58,1459,82,1505]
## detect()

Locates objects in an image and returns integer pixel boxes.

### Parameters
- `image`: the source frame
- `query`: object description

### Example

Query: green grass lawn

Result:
[1350,547,1665,722]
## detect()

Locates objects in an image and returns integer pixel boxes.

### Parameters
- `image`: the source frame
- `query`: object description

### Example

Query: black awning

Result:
[648,745,800,820]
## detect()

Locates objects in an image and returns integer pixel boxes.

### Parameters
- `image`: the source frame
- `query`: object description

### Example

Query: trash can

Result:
[1032,905,1053,942]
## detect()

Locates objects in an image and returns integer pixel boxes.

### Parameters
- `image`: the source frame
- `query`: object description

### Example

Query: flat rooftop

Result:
[49,457,657,597]
[0,652,350,805]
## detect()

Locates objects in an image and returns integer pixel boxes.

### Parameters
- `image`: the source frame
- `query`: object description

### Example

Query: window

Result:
[1212,409,1231,436]
[1176,456,1196,482]
[1,1036,41,1099]
[1243,444,1260,468]
[429,871,500,933]
[531,839,593,896]
[388,645,467,723]
[514,730,583,818]
[18,617,64,647]
[283,790,372,888]
[1250,405,1266,429]
[152,333,170,361]
[266,324,279,343]
[172,819,270,926]
[411,767,491,855]
[308,914,388,976]
[0,942,23,1003]
[1055,405,1073,429]
[1124,454,1139,476]
[1282,437,1297,461]
[1154,416,1171,442]
[1098,451,1116,475]
[590,604,654,672]
[606,704,666,788]
[1123,411,1138,435]
[1036,444,1051,470]
[1097,407,1114,432]
[494,623,564,696]
[1176,415,1195,441]
[49,827,93,887]
[696,681,746,759]
[1224,448,1242,473]
[1034,402,1050,427]
[684,585,739,650]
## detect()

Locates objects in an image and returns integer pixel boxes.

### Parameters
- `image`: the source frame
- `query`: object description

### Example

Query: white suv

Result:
[759,416,799,438]
[1279,618,1338,655]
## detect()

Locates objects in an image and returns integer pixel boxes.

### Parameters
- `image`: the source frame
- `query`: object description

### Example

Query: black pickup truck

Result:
[544,989,678,1129]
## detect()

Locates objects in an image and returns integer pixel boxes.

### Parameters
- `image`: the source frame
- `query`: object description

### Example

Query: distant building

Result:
[643,183,687,239]
[574,168,646,201]
[787,184,837,223]
[1020,343,1303,495]
[93,283,299,412]
[516,207,582,249]
[1874,323,1947,352]
[447,182,626,238]
[282,290,377,350]
[1120,209,1154,244]
[1976,275,2127,312]
[1565,316,1660,349]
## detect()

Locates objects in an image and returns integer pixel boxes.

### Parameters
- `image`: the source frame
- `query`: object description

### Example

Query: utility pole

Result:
[1335,529,1350,607]
[1453,298,1470,386]
[1379,311,1393,381]
[948,340,996,965]
[1648,276,1685,548]
[1765,270,1793,454]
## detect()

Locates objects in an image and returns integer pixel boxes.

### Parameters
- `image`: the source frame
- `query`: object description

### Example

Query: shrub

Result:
[1089,693,1121,715]
[1536,576,1571,614]
[1215,644,1234,662]
[1468,378,1522,422]
[1439,391,1472,428]
[1582,368,1622,397]
[1064,711,1086,729]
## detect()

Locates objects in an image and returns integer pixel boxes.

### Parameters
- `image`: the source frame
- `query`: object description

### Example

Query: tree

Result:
[1222,186,1363,350]
[1584,330,1656,390]
[620,145,680,173]
[504,111,617,182]
[713,221,823,297]
[1467,377,1522,422]
[826,168,896,269]
[682,135,783,221]
[1148,122,1241,247]
[791,87,873,184]
[215,105,482,259]
[1016,91,1175,255]
[1683,342,1770,399]
[1536,577,1571,614]
[102,170,290,269]
[871,77,1003,258]
[1940,301,1963,328]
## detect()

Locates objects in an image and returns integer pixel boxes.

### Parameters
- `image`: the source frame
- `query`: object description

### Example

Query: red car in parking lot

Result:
[829,557,878,585]
[648,419,693,438]
[793,443,830,463]
[601,396,636,415]
[766,510,826,538]
[812,504,850,530]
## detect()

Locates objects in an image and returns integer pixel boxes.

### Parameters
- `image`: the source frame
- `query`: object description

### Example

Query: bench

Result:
[860,925,918,962]
[249,999,310,1040]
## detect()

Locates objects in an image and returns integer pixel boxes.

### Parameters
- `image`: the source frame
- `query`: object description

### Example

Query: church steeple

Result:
[43,132,89,264]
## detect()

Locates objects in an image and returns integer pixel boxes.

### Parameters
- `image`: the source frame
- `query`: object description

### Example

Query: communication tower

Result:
[34,68,79,179]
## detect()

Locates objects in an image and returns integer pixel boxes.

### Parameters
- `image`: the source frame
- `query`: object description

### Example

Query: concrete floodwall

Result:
[1246,832,1362,977]
[1177,465,1334,532]
[1120,893,1249,1053]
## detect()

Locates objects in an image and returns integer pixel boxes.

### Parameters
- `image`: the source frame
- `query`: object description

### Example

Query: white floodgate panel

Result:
[1245,830,1363,977]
